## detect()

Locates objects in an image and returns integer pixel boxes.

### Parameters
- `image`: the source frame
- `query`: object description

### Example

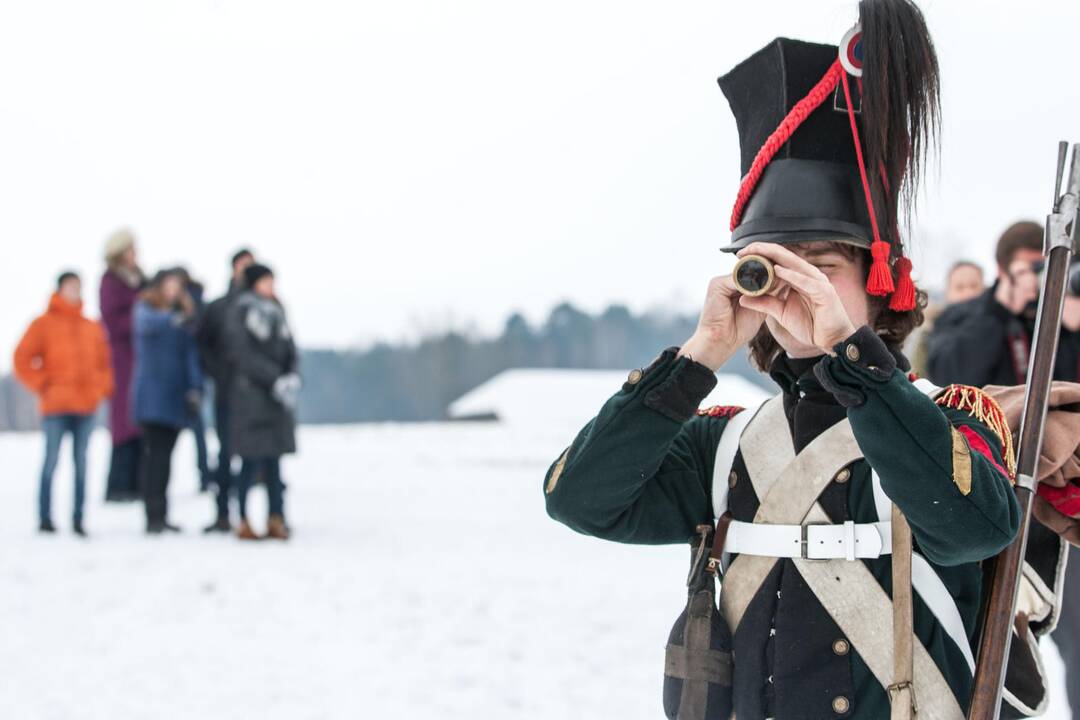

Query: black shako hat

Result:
[714,0,942,312]
[719,38,871,252]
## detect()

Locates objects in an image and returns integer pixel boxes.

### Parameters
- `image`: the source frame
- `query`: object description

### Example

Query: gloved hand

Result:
[185,389,203,416]
[272,373,302,411]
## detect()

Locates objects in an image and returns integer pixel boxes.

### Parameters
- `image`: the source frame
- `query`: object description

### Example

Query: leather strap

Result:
[792,507,964,720]
[664,644,733,685]
[715,388,965,718]
[711,399,764,520]
[719,414,862,629]
[890,505,916,720]
[871,472,976,673]
[678,589,719,720]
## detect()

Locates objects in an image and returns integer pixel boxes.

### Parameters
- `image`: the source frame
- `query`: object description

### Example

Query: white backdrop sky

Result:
[1,1,1078,365]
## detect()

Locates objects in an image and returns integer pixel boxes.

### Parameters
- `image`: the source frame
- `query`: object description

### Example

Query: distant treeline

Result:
[296,302,770,423]
[0,302,772,430]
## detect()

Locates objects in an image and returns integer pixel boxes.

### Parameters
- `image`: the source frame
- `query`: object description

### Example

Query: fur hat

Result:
[104,227,136,261]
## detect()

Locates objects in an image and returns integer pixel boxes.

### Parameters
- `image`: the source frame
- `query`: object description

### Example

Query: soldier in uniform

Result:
[542,2,1052,718]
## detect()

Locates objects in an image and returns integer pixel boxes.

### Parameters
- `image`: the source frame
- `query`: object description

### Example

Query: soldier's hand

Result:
[735,242,857,354]
[678,274,765,371]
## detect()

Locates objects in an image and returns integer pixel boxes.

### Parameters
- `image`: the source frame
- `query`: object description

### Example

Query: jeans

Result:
[189,409,210,484]
[237,457,284,520]
[212,389,236,520]
[1052,544,1080,716]
[141,423,180,526]
[40,414,95,524]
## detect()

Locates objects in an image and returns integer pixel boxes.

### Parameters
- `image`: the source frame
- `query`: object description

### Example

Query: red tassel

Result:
[866,240,895,296]
[889,256,916,311]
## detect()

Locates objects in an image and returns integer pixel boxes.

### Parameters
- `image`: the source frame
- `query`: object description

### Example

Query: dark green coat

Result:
[544,327,1021,719]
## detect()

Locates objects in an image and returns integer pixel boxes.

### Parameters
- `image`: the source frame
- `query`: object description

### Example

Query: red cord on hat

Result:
[729,59,843,231]
[839,69,893,296]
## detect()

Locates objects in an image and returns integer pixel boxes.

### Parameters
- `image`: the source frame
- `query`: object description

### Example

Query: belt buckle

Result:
[800,523,828,561]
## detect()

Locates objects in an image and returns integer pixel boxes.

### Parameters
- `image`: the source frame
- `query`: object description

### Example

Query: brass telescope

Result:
[732,254,775,297]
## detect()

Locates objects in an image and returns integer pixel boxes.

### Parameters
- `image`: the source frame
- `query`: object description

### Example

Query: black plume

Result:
[858,0,941,246]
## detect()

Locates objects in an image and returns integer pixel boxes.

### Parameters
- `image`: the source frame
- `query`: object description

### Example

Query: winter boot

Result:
[236,519,260,541]
[73,520,87,538]
[266,514,290,541]
[39,518,57,534]
[203,516,232,534]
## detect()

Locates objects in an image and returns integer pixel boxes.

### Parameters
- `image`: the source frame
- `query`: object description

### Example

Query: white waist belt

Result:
[725,519,892,561]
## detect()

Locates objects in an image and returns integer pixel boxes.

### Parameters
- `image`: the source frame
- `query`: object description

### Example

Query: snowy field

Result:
[0,415,1072,719]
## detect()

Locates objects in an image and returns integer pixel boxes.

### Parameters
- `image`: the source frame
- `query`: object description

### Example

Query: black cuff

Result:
[641,350,719,423]
[832,325,896,380]
[814,326,896,408]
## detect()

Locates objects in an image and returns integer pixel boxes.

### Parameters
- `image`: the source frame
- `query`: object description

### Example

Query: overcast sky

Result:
[1,1,1078,365]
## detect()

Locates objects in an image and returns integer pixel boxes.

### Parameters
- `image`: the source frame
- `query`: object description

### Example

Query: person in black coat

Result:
[196,248,255,532]
[225,263,299,541]
[927,221,1080,386]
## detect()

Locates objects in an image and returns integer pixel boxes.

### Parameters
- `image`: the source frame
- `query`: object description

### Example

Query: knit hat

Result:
[244,263,274,289]
[104,227,136,261]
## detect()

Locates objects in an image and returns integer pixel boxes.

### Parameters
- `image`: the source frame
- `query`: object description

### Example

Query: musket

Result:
[968,142,1080,720]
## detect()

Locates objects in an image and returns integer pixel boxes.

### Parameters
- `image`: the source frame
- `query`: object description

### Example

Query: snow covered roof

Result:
[447,367,773,425]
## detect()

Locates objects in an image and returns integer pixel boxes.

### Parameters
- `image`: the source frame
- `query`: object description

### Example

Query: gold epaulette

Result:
[935,385,1016,479]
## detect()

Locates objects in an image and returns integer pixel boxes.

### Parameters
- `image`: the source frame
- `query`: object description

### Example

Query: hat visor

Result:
[720,218,872,253]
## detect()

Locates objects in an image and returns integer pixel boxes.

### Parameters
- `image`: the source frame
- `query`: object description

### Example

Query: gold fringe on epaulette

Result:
[697,405,744,419]
[935,385,1017,479]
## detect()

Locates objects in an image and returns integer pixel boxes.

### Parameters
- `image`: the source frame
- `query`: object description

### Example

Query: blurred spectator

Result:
[928,221,1080,386]
[943,260,985,304]
[927,221,1080,718]
[197,248,255,533]
[908,259,987,377]
[174,266,211,491]
[100,228,146,502]
[131,270,203,534]
[226,264,298,541]
[13,272,113,536]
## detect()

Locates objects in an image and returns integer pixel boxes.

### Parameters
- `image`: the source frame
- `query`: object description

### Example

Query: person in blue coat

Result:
[131,269,203,533]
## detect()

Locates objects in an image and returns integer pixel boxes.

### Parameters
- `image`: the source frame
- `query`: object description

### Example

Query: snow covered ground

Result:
[0,413,1072,718]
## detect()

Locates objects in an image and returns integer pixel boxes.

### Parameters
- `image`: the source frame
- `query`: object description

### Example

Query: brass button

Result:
[834,468,851,484]
[844,344,861,362]
[832,695,850,714]
[728,471,738,488]
[832,638,850,655]
[627,368,644,385]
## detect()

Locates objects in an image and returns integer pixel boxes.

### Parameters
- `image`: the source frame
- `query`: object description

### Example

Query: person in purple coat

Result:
[99,228,146,502]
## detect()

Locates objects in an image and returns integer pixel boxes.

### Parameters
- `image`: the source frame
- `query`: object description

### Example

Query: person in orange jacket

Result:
[14,271,114,536]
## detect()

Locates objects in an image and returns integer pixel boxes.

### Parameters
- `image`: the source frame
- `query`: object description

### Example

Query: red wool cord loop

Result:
[859,76,916,308]
[729,58,844,231]
[840,69,893,295]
